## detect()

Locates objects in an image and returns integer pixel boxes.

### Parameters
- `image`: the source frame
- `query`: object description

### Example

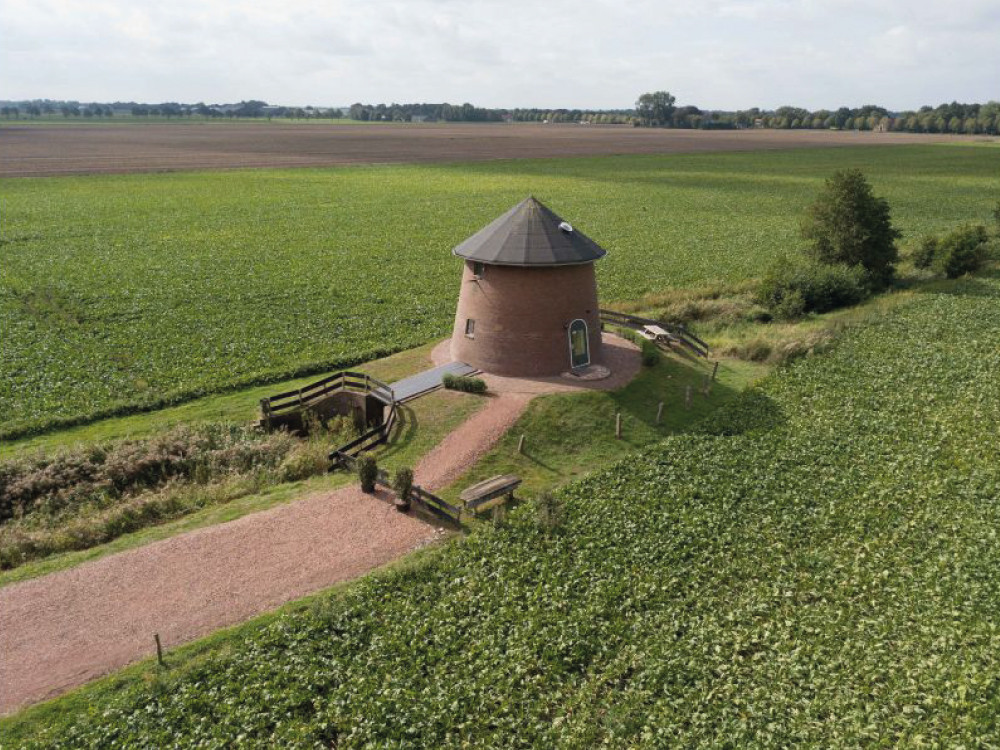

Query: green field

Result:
[7,269,998,747]
[2,145,997,439]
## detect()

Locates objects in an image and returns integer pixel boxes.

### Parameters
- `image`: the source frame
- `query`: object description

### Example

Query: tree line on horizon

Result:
[633,91,1000,134]
[3,95,999,135]
[0,99,343,120]
[339,94,1000,134]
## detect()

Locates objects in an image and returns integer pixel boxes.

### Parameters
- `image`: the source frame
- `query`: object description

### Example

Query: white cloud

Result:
[1,0,997,109]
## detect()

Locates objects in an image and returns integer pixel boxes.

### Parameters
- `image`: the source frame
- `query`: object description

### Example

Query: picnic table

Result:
[640,324,681,346]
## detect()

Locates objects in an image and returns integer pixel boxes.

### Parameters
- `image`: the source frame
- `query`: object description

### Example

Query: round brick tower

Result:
[450,197,606,377]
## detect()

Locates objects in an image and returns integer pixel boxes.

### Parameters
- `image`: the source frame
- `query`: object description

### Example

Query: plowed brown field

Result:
[0,122,965,177]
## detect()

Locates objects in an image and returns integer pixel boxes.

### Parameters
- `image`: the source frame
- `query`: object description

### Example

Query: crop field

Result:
[0,122,965,177]
[2,144,997,440]
[7,270,999,746]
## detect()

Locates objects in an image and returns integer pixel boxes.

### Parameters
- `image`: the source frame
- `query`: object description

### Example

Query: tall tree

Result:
[802,169,901,288]
[635,91,676,127]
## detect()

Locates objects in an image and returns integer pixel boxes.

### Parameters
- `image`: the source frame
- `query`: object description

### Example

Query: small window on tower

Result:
[472,262,485,278]
[465,319,476,338]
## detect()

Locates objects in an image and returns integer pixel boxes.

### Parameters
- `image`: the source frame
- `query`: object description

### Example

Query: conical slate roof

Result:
[452,197,607,267]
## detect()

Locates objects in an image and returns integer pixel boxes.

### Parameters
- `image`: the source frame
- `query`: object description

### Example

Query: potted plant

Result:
[392,467,414,512]
[357,455,378,493]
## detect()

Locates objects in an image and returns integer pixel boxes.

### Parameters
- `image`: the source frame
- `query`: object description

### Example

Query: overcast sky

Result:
[3,0,998,110]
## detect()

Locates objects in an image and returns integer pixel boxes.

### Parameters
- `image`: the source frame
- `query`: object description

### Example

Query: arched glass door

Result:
[568,319,590,368]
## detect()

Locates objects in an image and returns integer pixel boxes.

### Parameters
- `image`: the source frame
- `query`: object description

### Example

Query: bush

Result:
[934,224,989,278]
[0,423,298,525]
[640,339,660,367]
[536,491,565,535]
[801,169,900,288]
[442,373,487,393]
[757,259,869,316]
[357,455,378,493]
[392,468,414,509]
[0,422,344,570]
[301,411,357,441]
[912,236,939,270]
[771,289,807,320]
[277,442,330,482]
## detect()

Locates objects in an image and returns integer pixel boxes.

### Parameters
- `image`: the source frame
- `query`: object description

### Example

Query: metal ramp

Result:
[390,361,477,403]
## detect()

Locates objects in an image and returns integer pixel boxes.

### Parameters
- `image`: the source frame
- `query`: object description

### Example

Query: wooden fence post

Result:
[656,401,664,424]
[259,399,271,430]
[155,633,164,667]
[711,361,720,381]
[517,434,525,454]
[615,412,622,439]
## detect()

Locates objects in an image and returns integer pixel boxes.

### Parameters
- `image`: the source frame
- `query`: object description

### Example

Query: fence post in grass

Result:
[517,434,525,454]
[259,398,271,430]
[154,633,164,667]
[711,361,720,381]
[685,385,692,410]
[656,401,664,425]
[615,412,622,439]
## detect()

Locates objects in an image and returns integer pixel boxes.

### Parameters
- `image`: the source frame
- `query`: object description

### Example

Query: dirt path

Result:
[0,391,536,715]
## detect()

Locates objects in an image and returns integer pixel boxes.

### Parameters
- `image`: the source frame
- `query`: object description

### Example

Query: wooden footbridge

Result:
[259,361,478,469]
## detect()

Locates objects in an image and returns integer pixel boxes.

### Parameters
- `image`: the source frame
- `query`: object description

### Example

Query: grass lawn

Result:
[441,352,768,504]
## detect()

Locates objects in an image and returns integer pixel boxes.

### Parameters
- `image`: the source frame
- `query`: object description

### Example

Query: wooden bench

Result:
[460,474,522,517]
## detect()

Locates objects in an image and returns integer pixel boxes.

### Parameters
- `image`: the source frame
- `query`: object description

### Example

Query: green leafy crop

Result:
[10,273,1000,748]
[2,145,997,439]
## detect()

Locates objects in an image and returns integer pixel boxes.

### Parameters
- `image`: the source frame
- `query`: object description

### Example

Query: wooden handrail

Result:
[599,309,710,356]
[261,370,394,421]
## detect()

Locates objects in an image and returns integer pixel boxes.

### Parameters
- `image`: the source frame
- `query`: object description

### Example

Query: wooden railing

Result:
[260,371,394,427]
[599,309,710,358]
[259,370,397,462]
[330,402,397,459]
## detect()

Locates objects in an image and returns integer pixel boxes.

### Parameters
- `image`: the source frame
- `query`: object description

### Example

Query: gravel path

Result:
[0,487,437,715]
[432,332,640,395]
[416,393,534,491]
[0,336,640,715]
